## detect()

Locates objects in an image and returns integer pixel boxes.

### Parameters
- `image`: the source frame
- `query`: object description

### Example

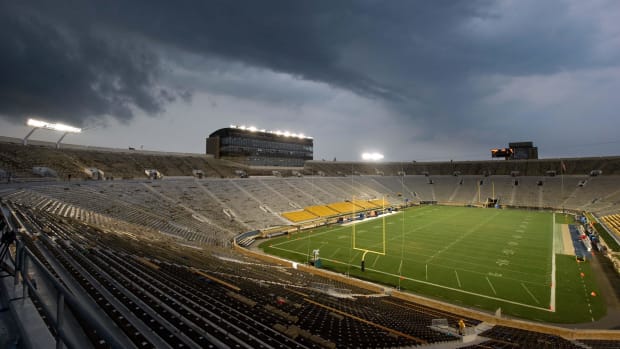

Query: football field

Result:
[260,205,606,322]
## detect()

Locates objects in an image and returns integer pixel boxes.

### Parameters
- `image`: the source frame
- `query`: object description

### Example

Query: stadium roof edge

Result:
[305,155,620,165]
[0,136,206,157]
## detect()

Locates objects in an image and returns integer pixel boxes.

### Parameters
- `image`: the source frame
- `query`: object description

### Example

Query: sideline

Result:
[550,213,556,311]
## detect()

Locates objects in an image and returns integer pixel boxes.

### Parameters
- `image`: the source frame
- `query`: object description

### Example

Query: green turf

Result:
[259,205,606,323]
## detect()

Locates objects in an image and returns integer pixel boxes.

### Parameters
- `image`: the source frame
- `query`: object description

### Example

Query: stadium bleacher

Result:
[326,201,363,214]
[3,171,620,245]
[281,210,319,223]
[305,205,339,217]
[1,141,620,348]
[5,202,618,348]
[602,214,620,231]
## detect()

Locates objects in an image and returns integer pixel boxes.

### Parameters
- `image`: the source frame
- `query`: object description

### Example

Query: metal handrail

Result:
[1,203,129,349]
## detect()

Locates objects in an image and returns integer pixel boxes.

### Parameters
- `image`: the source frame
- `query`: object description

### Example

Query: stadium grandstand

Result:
[1,138,620,348]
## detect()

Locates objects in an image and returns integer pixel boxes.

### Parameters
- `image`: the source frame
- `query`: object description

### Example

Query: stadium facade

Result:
[206,125,313,167]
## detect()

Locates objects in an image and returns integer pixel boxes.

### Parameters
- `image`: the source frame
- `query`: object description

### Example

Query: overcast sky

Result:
[1,1,619,161]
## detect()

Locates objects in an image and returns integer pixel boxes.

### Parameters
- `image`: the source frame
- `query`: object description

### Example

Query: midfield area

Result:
[260,205,606,322]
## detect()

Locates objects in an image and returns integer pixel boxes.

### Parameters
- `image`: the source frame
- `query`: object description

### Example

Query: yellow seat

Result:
[305,205,339,217]
[327,201,363,214]
[282,210,319,223]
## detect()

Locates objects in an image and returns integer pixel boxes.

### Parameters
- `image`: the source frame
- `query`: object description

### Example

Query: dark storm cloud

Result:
[0,1,487,125]
[1,0,617,135]
[0,2,187,125]
[107,0,493,102]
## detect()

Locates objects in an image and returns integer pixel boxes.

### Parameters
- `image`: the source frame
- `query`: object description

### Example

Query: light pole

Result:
[24,118,82,148]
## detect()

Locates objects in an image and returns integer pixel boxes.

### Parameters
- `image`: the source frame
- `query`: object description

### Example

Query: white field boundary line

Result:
[270,208,555,311]
[455,270,462,288]
[268,245,554,312]
[271,219,551,290]
[340,211,399,226]
[550,213,557,311]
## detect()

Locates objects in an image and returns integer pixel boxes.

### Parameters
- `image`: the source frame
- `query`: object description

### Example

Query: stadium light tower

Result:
[24,118,82,149]
[361,152,384,161]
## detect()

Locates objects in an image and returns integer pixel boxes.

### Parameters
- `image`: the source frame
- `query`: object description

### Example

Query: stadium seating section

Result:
[1,140,619,347]
[305,205,340,217]
[602,214,620,237]
[282,210,319,223]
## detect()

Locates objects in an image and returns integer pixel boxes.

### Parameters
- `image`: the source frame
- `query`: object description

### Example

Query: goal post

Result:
[352,196,387,270]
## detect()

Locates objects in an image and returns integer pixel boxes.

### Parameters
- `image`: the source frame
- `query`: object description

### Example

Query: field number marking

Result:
[496,259,509,266]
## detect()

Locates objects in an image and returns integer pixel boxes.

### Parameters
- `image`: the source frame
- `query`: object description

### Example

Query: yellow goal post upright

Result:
[351,195,387,271]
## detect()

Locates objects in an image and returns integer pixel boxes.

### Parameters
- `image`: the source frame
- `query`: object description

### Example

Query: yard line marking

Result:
[425,210,501,264]
[329,248,341,258]
[362,264,552,312]
[521,283,540,304]
[455,270,462,288]
[269,244,553,312]
[486,277,497,295]
[398,260,403,274]
[267,207,556,312]
[372,254,380,268]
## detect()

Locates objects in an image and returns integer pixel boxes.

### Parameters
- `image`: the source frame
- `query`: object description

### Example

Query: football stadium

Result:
[1,128,620,348]
[3,3,620,348]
